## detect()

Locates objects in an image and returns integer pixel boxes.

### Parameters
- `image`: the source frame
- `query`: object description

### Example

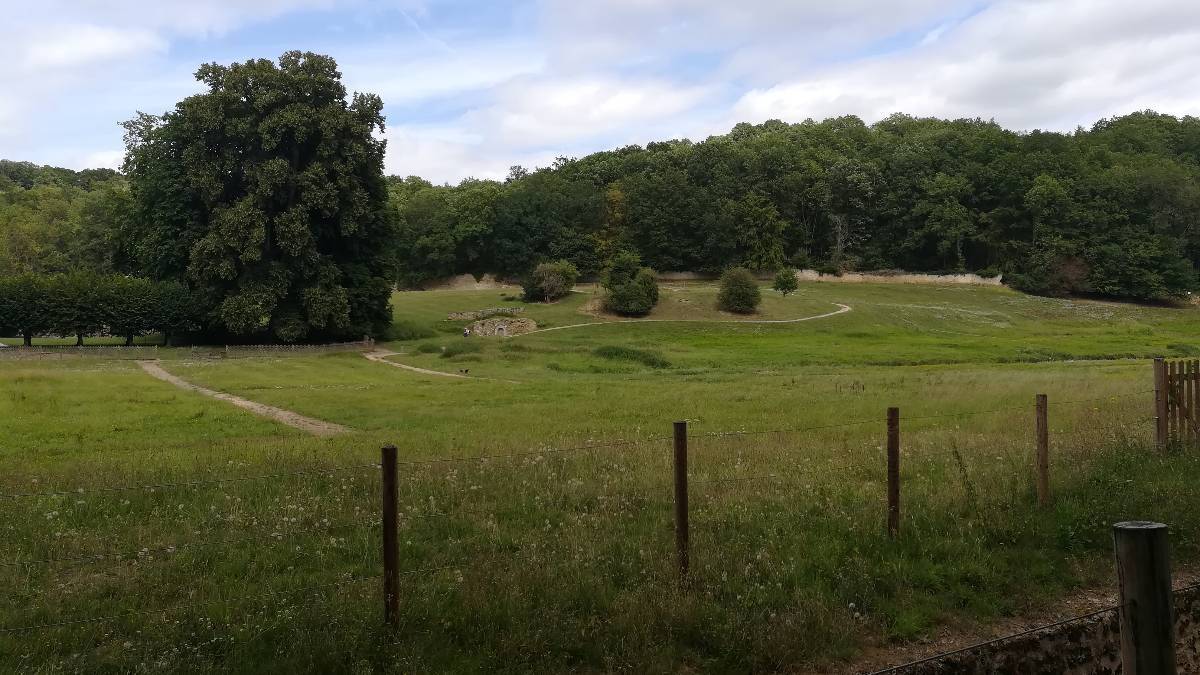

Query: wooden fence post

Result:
[1113,521,1175,674]
[1188,360,1197,445]
[1036,394,1050,507]
[673,421,690,584]
[381,444,400,629]
[1154,358,1168,450]
[887,407,900,539]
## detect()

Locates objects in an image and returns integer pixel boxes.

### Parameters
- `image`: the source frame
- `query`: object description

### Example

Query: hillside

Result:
[390,111,1200,302]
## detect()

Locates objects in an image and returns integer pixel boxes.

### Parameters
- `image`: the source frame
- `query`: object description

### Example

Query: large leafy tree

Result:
[122,51,396,342]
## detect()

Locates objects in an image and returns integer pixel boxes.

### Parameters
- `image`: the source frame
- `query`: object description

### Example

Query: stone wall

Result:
[467,317,537,336]
[901,587,1200,674]
[447,307,524,321]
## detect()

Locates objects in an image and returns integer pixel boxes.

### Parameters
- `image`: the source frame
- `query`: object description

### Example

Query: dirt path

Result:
[137,361,349,437]
[517,302,853,337]
[362,350,520,384]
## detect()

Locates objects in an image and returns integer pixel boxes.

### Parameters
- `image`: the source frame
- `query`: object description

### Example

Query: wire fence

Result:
[0,379,1193,673]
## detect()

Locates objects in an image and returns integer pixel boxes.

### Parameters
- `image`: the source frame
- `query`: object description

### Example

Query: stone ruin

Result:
[447,307,524,321]
[467,317,538,337]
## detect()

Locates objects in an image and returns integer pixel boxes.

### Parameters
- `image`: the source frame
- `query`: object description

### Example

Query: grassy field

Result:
[2,280,1199,673]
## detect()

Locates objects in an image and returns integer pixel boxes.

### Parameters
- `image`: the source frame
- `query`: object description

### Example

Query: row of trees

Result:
[0,274,196,345]
[391,111,1200,301]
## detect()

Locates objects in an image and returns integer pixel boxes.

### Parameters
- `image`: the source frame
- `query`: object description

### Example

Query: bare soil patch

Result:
[137,360,349,437]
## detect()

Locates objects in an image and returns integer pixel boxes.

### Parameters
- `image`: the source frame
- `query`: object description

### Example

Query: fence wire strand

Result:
[866,603,1122,674]
[0,463,381,500]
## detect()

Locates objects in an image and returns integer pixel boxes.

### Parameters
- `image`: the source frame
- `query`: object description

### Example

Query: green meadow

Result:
[2,280,1199,673]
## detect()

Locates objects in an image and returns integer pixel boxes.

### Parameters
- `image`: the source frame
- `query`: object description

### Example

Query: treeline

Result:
[390,111,1200,301]
[0,274,196,346]
[0,160,131,277]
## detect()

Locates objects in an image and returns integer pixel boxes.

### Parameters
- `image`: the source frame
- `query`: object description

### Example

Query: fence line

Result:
[865,604,1122,674]
[0,517,377,569]
[0,462,380,500]
[0,574,379,634]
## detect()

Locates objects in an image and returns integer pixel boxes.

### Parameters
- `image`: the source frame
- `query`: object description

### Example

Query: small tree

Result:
[522,260,579,302]
[602,251,641,290]
[718,267,761,314]
[773,268,799,296]
[603,252,660,316]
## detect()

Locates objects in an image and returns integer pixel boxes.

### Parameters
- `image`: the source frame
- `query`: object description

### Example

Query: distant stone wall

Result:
[794,270,1003,286]
[655,270,1003,286]
[900,586,1200,674]
[447,307,524,321]
[468,318,537,336]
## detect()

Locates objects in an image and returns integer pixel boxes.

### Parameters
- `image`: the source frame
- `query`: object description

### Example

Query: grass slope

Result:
[1,281,1198,673]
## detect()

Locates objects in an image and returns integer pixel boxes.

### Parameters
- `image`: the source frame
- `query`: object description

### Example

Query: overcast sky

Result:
[3,0,1200,184]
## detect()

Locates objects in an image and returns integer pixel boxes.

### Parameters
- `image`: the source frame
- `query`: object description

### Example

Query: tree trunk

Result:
[162,332,171,347]
[125,333,134,347]
[23,331,32,347]
[75,333,84,346]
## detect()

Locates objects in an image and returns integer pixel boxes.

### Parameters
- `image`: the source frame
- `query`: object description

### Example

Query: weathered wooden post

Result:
[1036,394,1050,507]
[887,407,900,539]
[1155,357,1169,450]
[381,444,400,629]
[673,421,690,584]
[1113,521,1175,674]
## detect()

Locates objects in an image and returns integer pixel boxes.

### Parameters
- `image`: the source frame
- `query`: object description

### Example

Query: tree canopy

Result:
[390,111,1200,301]
[120,51,396,342]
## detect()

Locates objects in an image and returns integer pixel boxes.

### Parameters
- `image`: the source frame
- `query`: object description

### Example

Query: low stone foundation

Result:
[447,307,524,321]
[901,586,1200,673]
[467,317,537,336]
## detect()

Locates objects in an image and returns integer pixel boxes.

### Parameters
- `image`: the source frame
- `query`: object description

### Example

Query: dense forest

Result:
[3,110,1199,313]
[391,111,1200,300]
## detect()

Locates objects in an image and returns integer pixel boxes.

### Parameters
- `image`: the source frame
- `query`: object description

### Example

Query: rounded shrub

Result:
[522,260,579,303]
[773,268,799,296]
[718,267,761,314]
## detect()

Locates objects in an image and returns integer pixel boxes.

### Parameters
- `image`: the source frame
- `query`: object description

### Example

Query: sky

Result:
[3,0,1200,184]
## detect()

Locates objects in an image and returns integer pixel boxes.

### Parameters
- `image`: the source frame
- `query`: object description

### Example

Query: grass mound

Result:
[593,345,670,369]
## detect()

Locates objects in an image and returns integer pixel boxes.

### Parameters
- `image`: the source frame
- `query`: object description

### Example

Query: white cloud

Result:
[473,76,716,146]
[7,0,1200,185]
[23,25,166,70]
[731,0,1200,132]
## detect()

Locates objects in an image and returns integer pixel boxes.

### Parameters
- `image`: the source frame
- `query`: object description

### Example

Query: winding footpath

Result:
[362,350,520,383]
[137,360,350,437]
[360,302,852,381]
[516,302,853,336]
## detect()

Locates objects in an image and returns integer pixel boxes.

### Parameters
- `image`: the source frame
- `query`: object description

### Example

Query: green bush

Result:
[773,268,799,296]
[593,345,670,369]
[602,253,660,316]
[415,342,442,354]
[440,340,483,358]
[602,251,642,289]
[522,260,579,302]
[387,319,438,341]
[718,267,762,314]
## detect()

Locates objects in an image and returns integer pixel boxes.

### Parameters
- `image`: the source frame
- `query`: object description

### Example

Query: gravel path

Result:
[137,360,350,437]
[516,302,853,336]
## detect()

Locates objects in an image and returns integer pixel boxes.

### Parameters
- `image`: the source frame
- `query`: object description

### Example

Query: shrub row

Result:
[0,273,197,345]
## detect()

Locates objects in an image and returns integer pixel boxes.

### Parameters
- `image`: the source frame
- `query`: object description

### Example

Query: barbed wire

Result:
[0,574,379,634]
[0,517,378,569]
[866,603,1121,674]
[391,436,669,469]
[0,463,381,500]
